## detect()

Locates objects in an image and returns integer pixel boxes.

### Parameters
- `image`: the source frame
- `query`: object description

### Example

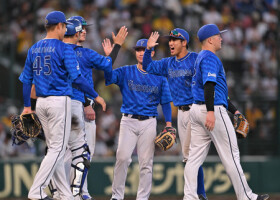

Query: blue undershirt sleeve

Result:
[23,82,32,107]
[161,102,172,122]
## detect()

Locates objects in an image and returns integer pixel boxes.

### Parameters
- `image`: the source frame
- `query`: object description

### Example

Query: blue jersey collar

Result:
[136,64,148,74]
[176,52,191,62]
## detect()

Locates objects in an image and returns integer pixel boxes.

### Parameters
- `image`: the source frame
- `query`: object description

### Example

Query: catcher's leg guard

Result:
[71,144,91,196]
[48,179,59,198]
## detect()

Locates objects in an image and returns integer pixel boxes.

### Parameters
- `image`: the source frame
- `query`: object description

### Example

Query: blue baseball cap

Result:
[65,19,82,36]
[197,24,227,42]
[69,16,88,26]
[166,28,190,43]
[133,39,154,51]
[45,11,68,25]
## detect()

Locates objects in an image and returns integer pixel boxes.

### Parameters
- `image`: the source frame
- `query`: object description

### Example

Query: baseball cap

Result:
[197,24,227,42]
[133,39,154,51]
[65,19,83,36]
[69,16,88,26]
[45,11,68,25]
[166,28,190,43]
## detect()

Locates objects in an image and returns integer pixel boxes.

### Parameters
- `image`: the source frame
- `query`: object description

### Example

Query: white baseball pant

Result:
[111,115,157,200]
[184,104,258,200]
[177,109,192,162]
[28,96,73,200]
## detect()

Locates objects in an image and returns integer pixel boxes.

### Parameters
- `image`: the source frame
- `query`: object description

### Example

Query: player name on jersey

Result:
[32,46,56,54]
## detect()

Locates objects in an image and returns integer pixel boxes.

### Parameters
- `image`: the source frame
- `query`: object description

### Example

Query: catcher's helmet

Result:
[69,16,88,26]
[65,19,82,36]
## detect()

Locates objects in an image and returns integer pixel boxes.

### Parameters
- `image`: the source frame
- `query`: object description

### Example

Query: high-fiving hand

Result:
[112,26,128,46]
[147,31,160,50]
[102,38,113,56]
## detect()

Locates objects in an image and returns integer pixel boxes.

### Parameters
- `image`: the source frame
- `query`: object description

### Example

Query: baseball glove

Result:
[233,113,249,138]
[155,126,176,151]
[11,113,44,145]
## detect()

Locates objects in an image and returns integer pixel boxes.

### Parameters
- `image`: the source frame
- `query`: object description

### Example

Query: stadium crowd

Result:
[0,0,278,158]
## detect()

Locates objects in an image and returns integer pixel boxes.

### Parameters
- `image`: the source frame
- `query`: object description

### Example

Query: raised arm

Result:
[146,31,160,50]
[102,26,128,64]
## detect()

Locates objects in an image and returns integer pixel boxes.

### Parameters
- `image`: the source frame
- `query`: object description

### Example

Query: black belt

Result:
[194,101,205,105]
[178,104,192,111]
[123,113,155,121]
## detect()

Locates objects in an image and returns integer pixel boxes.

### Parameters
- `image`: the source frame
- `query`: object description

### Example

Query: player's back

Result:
[29,39,79,97]
[71,46,112,101]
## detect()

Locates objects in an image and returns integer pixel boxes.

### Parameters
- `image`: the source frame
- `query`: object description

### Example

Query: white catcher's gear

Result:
[71,144,91,196]
[82,118,96,198]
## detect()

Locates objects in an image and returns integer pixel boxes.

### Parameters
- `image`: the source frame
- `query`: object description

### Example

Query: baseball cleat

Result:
[198,194,208,200]
[257,194,269,200]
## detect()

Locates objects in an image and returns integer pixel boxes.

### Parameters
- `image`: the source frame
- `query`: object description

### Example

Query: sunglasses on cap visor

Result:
[169,30,185,40]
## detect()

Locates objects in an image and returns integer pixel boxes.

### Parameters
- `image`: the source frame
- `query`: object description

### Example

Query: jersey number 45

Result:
[33,55,52,75]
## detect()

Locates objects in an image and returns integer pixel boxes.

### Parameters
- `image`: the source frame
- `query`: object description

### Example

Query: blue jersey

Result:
[105,65,172,116]
[69,44,112,102]
[143,50,197,106]
[19,39,80,97]
[192,50,228,108]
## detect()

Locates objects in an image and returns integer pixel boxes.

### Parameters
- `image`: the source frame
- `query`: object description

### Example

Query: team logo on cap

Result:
[75,24,82,32]
[140,40,145,46]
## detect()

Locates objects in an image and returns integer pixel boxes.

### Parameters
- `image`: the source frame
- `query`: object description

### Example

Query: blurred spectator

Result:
[220,4,234,25]
[1,105,18,128]
[262,8,278,23]
[260,71,277,99]
[245,102,264,133]
[202,5,222,24]
[17,26,33,62]
[0,134,16,158]
[0,122,6,147]
[152,12,174,35]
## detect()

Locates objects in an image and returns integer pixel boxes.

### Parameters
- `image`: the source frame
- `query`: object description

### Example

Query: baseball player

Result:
[143,29,206,199]
[48,18,127,200]
[103,39,173,200]
[184,24,269,200]
[19,11,104,200]
[70,16,127,200]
